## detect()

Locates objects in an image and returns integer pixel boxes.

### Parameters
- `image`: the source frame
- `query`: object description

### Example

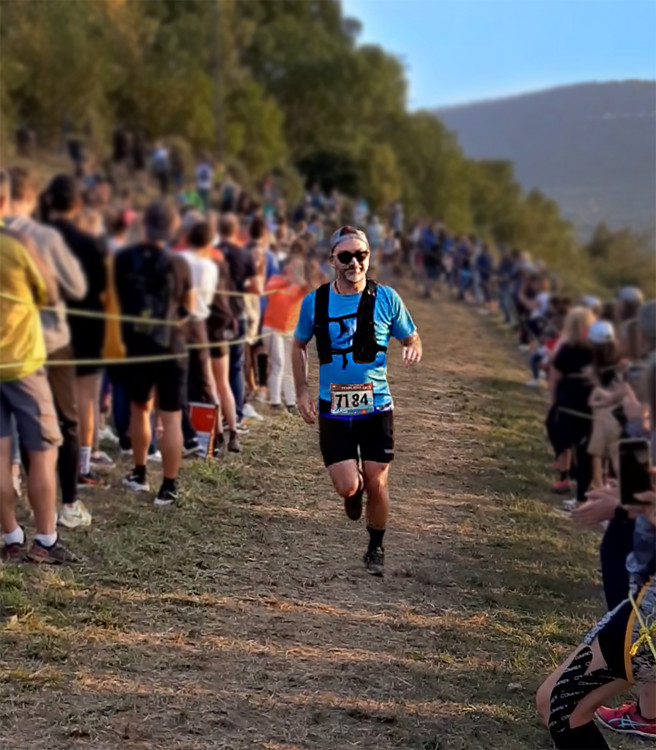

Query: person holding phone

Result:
[292,226,422,577]
[536,354,656,747]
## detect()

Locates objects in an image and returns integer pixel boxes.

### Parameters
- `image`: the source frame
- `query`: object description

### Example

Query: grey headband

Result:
[330,227,369,253]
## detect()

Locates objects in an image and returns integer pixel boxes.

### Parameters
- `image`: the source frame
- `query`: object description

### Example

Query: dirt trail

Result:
[1,289,635,750]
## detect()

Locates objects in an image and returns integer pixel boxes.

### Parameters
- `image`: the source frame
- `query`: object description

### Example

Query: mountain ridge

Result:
[434,80,656,240]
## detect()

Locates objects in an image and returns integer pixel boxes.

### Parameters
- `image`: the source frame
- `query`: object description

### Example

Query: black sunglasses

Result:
[336,250,369,265]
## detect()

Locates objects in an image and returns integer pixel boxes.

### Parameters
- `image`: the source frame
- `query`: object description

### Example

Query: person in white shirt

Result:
[181,222,219,406]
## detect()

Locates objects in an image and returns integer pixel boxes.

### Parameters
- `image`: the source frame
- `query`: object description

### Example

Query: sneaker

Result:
[77,471,108,489]
[286,404,298,414]
[525,379,540,388]
[154,484,178,507]
[122,470,150,493]
[235,421,250,435]
[269,403,284,412]
[58,500,92,529]
[344,479,364,521]
[242,403,263,421]
[552,479,572,495]
[120,446,133,458]
[363,547,385,577]
[90,450,116,468]
[595,703,656,739]
[561,497,580,512]
[98,426,119,445]
[147,450,162,464]
[1,529,27,562]
[183,439,205,458]
[228,433,242,453]
[27,538,80,564]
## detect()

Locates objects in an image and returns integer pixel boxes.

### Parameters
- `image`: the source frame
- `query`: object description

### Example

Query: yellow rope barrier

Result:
[629,589,656,663]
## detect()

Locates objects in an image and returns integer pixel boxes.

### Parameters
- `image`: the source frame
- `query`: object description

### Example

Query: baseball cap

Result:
[144,200,178,242]
[582,295,601,311]
[588,320,615,344]
[330,225,369,252]
[49,174,80,212]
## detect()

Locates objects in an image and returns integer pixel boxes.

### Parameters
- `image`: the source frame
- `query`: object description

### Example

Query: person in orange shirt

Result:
[262,258,308,411]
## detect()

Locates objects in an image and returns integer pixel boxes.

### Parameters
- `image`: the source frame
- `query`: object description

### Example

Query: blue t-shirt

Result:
[295,283,416,417]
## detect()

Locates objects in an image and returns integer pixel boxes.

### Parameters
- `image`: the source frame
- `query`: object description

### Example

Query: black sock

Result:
[559,471,569,481]
[134,465,146,483]
[367,527,385,551]
[550,721,609,749]
[162,476,178,492]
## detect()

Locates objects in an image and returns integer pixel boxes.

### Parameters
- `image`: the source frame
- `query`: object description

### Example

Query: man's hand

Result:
[574,483,620,528]
[297,389,317,425]
[402,332,422,369]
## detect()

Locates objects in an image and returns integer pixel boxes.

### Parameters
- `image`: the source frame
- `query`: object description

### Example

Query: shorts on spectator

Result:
[126,356,188,412]
[209,341,229,359]
[0,368,62,451]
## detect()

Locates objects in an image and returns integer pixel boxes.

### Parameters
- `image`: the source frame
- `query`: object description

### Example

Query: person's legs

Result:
[47,354,79,506]
[159,410,182,481]
[229,319,247,421]
[267,329,284,406]
[110,370,131,450]
[362,461,390,532]
[130,401,152,467]
[328,459,361,500]
[282,336,296,407]
[211,353,237,433]
[75,371,100,477]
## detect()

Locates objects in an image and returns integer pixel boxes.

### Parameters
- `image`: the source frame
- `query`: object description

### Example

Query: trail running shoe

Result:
[363,547,385,577]
[344,478,364,521]
[1,529,27,562]
[595,703,656,739]
[122,470,150,493]
[90,450,116,468]
[27,538,80,565]
[153,484,179,507]
[552,479,572,495]
[58,500,92,529]
[77,471,108,489]
[147,450,162,464]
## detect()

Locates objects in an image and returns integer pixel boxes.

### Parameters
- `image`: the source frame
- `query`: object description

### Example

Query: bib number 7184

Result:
[330,383,375,417]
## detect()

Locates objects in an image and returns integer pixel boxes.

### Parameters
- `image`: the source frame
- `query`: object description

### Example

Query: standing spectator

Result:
[151,142,170,196]
[115,201,192,506]
[497,247,517,325]
[262,258,308,411]
[47,175,108,488]
[180,221,219,404]
[0,169,78,563]
[6,168,91,529]
[195,156,214,212]
[218,214,261,429]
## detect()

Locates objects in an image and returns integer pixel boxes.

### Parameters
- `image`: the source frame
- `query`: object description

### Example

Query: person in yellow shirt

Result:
[0,169,79,564]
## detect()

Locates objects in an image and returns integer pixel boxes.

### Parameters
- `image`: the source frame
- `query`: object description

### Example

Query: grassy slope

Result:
[0,289,640,750]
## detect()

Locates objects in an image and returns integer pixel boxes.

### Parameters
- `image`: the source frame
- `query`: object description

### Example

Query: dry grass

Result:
[0,288,641,749]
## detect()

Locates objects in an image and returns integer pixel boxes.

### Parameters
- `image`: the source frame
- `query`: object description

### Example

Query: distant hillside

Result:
[435,81,656,240]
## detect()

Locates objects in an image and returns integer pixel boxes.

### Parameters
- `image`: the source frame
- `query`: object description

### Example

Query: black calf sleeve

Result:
[549,647,614,750]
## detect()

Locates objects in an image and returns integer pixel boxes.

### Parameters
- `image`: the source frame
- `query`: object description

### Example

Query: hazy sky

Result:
[342,0,656,109]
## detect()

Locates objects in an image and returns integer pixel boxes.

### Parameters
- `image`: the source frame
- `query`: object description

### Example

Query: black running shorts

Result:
[125,356,188,412]
[318,409,394,467]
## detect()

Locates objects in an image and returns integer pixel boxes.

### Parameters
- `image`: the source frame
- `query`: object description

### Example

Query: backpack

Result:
[117,245,175,352]
[313,280,387,370]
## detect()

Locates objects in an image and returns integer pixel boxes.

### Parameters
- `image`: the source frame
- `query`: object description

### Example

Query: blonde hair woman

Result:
[548,306,597,508]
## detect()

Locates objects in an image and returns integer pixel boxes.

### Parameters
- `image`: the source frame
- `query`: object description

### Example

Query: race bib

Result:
[330,383,375,417]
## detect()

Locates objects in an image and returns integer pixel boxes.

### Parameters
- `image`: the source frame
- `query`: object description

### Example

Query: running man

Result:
[292,225,422,577]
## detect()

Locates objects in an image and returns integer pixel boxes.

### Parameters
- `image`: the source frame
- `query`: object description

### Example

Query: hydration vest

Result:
[313,280,387,369]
